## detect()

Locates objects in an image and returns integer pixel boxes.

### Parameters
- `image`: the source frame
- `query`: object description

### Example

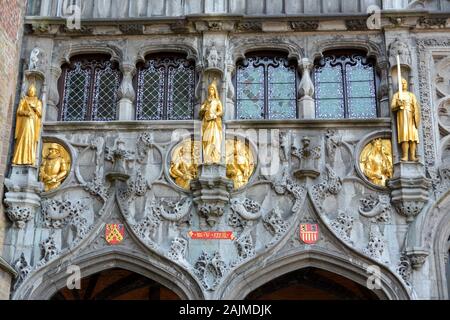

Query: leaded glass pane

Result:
[237,99,264,119]
[62,62,91,121]
[348,97,377,118]
[237,64,264,84]
[316,99,345,119]
[136,62,165,120]
[168,62,195,120]
[237,83,264,100]
[92,63,120,121]
[269,100,296,119]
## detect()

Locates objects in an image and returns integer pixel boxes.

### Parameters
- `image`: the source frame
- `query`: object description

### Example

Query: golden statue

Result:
[39,143,71,192]
[360,138,393,187]
[12,83,42,166]
[226,139,255,189]
[391,78,420,162]
[169,140,200,190]
[200,80,223,164]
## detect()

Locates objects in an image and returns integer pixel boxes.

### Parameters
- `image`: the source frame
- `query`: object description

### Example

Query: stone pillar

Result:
[118,63,136,120]
[224,63,235,121]
[377,60,390,118]
[47,65,61,121]
[298,58,315,119]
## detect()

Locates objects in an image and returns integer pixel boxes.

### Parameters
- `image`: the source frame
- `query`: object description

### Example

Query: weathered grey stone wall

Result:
[2,3,450,300]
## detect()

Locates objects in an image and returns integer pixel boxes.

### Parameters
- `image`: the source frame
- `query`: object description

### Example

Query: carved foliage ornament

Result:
[39,143,71,192]
[359,138,393,187]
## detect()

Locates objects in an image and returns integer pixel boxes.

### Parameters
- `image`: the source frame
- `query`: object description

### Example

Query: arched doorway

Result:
[246,267,379,300]
[51,268,181,300]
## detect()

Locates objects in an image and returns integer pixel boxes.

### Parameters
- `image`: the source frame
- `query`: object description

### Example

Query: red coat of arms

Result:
[300,224,319,244]
[106,224,125,245]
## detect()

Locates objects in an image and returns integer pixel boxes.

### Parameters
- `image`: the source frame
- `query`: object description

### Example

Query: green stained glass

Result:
[237,99,264,119]
[237,65,264,83]
[347,81,375,98]
[316,66,342,83]
[269,100,296,119]
[237,83,264,100]
[348,98,377,118]
[316,99,345,119]
[269,65,296,83]
[269,83,296,100]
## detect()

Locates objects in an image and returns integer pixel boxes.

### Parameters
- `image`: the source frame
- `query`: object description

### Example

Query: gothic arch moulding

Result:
[13,247,204,300]
[136,42,200,66]
[219,248,411,300]
[52,42,123,66]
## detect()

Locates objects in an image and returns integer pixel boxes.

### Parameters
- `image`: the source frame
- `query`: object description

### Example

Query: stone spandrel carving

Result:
[263,207,289,246]
[397,253,412,287]
[38,235,58,267]
[291,136,321,179]
[310,165,343,210]
[330,211,354,244]
[232,233,256,267]
[272,167,306,213]
[132,201,162,246]
[325,129,342,165]
[105,139,135,180]
[194,251,228,291]
[363,226,386,262]
[155,198,192,223]
[136,132,154,163]
[359,194,392,223]
[14,253,32,290]
[166,237,188,263]
[230,198,262,223]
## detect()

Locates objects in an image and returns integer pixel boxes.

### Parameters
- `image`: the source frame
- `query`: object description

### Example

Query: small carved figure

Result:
[39,143,70,192]
[29,48,40,70]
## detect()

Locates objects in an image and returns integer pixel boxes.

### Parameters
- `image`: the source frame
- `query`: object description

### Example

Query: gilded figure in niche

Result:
[360,138,393,187]
[226,139,255,189]
[169,140,200,190]
[39,143,71,192]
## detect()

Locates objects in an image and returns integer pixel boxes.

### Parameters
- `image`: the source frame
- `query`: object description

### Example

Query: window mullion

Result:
[87,64,96,121]
[342,61,349,119]
[264,64,269,120]
[163,66,169,120]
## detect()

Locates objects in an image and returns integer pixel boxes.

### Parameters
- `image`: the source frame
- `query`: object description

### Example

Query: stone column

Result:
[377,60,390,118]
[118,63,136,120]
[224,63,235,121]
[298,58,315,119]
[46,65,61,121]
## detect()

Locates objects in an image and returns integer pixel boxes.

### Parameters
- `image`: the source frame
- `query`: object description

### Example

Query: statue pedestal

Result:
[4,166,43,228]
[388,162,431,222]
[191,164,233,228]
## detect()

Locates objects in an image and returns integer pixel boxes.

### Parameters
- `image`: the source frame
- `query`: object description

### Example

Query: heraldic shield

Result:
[106,224,125,245]
[300,224,319,244]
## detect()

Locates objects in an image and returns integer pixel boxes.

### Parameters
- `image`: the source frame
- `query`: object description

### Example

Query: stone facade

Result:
[0,0,26,299]
[1,0,450,300]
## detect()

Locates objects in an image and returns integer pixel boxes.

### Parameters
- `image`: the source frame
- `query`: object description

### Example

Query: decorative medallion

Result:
[105,224,125,245]
[359,138,393,187]
[169,139,201,190]
[39,142,71,192]
[300,224,319,244]
[225,139,255,189]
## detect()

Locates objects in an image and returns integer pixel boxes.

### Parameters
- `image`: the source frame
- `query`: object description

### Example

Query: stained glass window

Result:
[237,54,297,120]
[136,56,195,120]
[314,53,378,119]
[60,56,121,121]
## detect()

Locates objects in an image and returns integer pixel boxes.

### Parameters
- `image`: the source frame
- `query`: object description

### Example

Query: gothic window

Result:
[314,52,378,119]
[236,53,297,120]
[136,55,195,120]
[59,55,121,121]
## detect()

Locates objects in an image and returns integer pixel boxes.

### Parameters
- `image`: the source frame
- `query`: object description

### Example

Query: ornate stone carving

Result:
[230,198,262,222]
[5,205,32,229]
[325,130,341,164]
[272,167,306,213]
[363,226,386,262]
[234,234,255,264]
[133,201,162,245]
[119,24,144,34]
[389,38,412,67]
[397,253,412,287]
[311,165,342,210]
[290,21,319,31]
[405,248,429,270]
[359,194,391,223]
[263,207,289,245]
[236,21,262,31]
[38,236,58,267]
[155,198,192,222]
[345,19,368,31]
[105,139,135,181]
[41,199,89,241]
[280,132,290,162]
[29,48,41,70]
[14,253,32,290]
[330,211,354,244]
[417,18,447,29]
[205,42,222,70]
[83,172,110,202]
[292,136,321,179]
[194,251,228,291]
[166,237,188,262]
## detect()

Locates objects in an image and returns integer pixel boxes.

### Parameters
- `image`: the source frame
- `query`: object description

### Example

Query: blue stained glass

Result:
[269,100,296,120]
[269,65,296,83]
[237,83,264,100]
[346,63,373,82]
[269,83,296,100]
[316,82,343,99]
[348,98,377,119]
[316,66,342,83]
[347,81,375,98]
[237,65,264,83]
[237,99,264,119]
[316,99,345,119]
